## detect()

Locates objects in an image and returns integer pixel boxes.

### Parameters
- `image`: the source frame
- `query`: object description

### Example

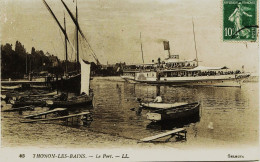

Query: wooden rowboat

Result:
[11,100,46,108]
[1,84,22,90]
[146,102,200,122]
[30,85,49,89]
[140,102,189,110]
[46,93,93,108]
[29,91,57,97]
[2,105,35,112]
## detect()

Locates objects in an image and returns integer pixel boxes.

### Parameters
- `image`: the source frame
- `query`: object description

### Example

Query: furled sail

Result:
[80,59,91,95]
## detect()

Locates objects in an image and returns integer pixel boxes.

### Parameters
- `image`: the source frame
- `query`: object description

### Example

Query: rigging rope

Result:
[58,28,66,60]
[42,0,76,59]
[60,0,100,64]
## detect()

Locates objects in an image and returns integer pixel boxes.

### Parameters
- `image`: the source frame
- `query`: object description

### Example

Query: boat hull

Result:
[120,75,137,83]
[12,100,46,108]
[146,102,200,122]
[1,84,22,90]
[140,102,189,110]
[55,74,81,92]
[47,93,93,108]
[133,73,250,87]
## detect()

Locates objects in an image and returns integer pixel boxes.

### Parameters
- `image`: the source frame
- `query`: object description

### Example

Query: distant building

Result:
[48,55,59,67]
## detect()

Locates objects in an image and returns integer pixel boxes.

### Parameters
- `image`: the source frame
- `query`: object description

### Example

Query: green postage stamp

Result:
[223,0,258,41]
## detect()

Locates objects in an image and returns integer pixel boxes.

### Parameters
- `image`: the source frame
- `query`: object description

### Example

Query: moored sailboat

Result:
[42,0,100,91]
[46,59,93,108]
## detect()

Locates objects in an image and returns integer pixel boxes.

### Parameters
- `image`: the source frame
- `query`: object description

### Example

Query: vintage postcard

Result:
[0,0,259,161]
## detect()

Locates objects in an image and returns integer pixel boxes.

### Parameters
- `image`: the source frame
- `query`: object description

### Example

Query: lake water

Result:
[1,77,259,148]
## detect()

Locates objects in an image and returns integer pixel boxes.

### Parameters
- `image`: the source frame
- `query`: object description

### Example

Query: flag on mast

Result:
[163,41,170,50]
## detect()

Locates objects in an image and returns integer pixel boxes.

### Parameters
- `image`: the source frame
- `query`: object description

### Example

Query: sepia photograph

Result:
[0,0,259,161]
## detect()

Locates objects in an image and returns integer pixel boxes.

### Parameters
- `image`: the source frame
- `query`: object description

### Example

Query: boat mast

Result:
[64,13,68,74]
[42,0,74,56]
[26,54,28,74]
[76,0,79,71]
[192,18,199,66]
[60,0,101,65]
[140,32,144,64]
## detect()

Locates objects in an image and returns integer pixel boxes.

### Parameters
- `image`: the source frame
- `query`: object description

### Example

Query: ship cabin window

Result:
[165,61,200,69]
[124,72,134,76]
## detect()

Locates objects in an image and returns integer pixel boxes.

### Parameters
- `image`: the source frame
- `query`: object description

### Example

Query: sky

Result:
[0,0,259,73]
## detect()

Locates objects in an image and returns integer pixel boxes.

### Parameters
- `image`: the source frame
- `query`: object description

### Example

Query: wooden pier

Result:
[24,108,67,119]
[140,128,187,142]
[20,112,92,124]
[1,80,47,84]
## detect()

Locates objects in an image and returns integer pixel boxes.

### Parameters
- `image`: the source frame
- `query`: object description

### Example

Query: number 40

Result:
[224,28,234,36]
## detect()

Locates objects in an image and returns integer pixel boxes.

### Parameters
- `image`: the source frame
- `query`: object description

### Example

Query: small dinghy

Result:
[1,84,22,90]
[146,102,200,122]
[11,99,46,108]
[46,93,93,108]
[2,105,35,112]
[140,102,189,110]
[29,91,57,97]
[30,85,49,89]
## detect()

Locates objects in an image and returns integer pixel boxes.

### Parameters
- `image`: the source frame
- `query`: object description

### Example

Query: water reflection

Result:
[89,79,257,143]
[146,112,200,131]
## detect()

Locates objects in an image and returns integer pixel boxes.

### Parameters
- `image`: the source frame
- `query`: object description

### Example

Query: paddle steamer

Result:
[121,54,250,87]
[121,34,250,87]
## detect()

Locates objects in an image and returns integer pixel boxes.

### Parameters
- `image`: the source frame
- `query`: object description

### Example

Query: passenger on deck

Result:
[154,95,163,103]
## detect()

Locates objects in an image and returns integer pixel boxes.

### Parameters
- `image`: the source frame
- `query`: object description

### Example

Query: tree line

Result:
[1,41,67,79]
[1,40,124,79]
